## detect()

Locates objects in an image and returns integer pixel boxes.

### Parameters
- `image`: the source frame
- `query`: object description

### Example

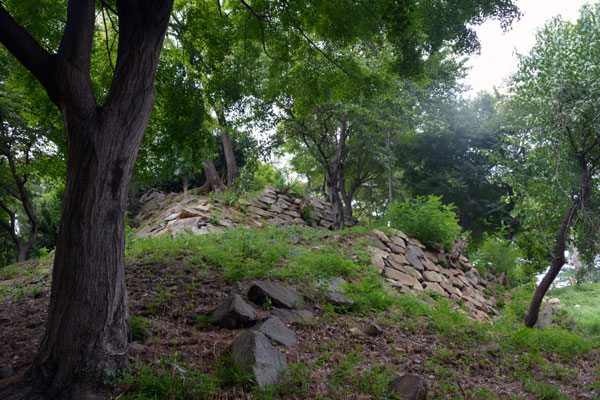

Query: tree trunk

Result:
[216,110,239,189]
[339,174,353,218]
[205,159,225,192]
[524,157,591,327]
[327,168,345,229]
[386,137,394,210]
[182,173,189,199]
[0,1,173,398]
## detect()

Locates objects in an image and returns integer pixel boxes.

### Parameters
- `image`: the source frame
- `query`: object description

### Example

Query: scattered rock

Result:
[259,317,298,347]
[365,323,383,337]
[231,331,287,388]
[248,281,303,310]
[349,327,362,336]
[211,294,257,329]
[533,303,555,329]
[129,342,148,353]
[387,374,428,400]
[548,297,561,305]
[272,308,314,324]
[318,277,354,308]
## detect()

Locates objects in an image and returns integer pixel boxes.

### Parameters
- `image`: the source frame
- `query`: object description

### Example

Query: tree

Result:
[0,1,173,397]
[505,4,600,327]
[399,93,516,240]
[0,0,518,397]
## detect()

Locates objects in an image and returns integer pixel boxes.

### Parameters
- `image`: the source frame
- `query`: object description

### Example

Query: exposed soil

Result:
[1,257,598,399]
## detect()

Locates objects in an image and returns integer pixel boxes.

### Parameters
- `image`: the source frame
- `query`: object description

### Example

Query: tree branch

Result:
[0,5,58,102]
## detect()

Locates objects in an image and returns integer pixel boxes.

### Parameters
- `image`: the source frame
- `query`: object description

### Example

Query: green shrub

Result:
[471,232,525,286]
[386,195,461,251]
[130,316,151,341]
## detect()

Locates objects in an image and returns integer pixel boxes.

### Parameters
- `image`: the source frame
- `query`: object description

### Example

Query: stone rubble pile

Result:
[134,185,357,239]
[368,229,499,322]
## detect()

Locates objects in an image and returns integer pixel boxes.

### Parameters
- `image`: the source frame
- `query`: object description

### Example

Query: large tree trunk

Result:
[192,159,225,195]
[524,158,591,327]
[216,110,239,189]
[0,1,173,398]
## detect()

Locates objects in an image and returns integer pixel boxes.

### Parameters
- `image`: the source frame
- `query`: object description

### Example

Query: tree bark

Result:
[386,137,394,209]
[216,109,239,189]
[0,1,173,398]
[524,157,591,327]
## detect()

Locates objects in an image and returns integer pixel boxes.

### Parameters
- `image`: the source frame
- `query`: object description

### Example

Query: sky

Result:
[463,0,592,96]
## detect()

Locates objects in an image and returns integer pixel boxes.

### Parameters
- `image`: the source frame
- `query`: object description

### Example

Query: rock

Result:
[407,245,425,258]
[0,364,15,380]
[272,308,314,323]
[371,253,386,273]
[387,374,428,400]
[533,303,555,329]
[349,327,362,336]
[422,270,443,283]
[365,323,383,337]
[231,331,287,388]
[368,236,389,251]
[423,282,447,297]
[465,269,479,285]
[548,298,561,306]
[387,242,405,254]
[247,205,276,218]
[370,246,390,259]
[211,294,257,329]
[318,277,354,308]
[248,281,303,309]
[390,235,406,249]
[371,229,391,243]
[259,317,298,347]
[129,342,148,353]
[404,250,424,272]
[385,268,423,290]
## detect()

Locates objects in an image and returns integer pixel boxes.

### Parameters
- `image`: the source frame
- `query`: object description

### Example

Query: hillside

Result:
[0,189,599,399]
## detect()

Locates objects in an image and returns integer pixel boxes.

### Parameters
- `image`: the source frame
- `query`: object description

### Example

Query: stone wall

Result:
[134,185,357,239]
[368,229,498,322]
[134,186,497,322]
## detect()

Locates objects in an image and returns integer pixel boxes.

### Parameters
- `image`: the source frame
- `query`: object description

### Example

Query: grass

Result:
[1,224,598,399]
[548,282,600,335]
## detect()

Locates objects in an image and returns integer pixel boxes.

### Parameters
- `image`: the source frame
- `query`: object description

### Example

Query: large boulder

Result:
[231,331,287,388]
[248,281,303,309]
[211,294,257,329]
[318,277,354,308]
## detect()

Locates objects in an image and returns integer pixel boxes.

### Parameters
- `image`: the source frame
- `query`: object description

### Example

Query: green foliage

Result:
[471,231,525,286]
[548,283,600,335]
[130,316,151,342]
[121,353,221,399]
[387,195,462,251]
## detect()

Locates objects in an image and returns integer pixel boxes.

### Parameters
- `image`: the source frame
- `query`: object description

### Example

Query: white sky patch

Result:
[462,0,592,97]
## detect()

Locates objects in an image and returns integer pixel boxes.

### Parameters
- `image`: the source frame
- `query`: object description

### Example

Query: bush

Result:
[471,232,525,286]
[386,195,461,252]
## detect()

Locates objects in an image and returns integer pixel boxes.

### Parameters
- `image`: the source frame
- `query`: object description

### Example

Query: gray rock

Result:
[407,245,425,258]
[259,317,298,347]
[533,303,555,329]
[211,294,257,329]
[367,236,390,251]
[318,277,354,308]
[388,374,428,400]
[231,331,287,388]
[248,281,303,309]
[0,364,15,380]
[365,324,383,337]
[272,308,314,323]
[404,250,424,271]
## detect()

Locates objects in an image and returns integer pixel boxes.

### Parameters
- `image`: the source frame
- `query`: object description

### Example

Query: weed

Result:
[193,314,214,329]
[130,316,151,341]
